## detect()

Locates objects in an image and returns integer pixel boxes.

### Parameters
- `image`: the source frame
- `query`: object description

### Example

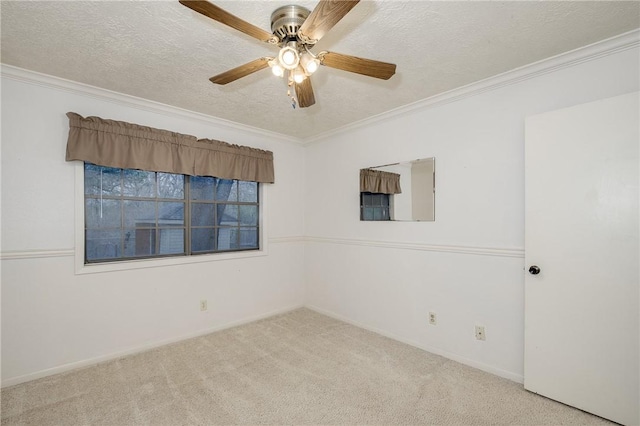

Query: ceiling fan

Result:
[179,0,397,108]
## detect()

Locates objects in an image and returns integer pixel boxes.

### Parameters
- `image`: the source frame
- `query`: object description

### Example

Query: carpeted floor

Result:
[1,308,611,425]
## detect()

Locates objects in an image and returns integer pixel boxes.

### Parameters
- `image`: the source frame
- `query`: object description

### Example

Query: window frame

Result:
[74,162,268,275]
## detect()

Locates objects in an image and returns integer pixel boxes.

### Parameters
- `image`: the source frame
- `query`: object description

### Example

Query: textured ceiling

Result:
[1,1,639,139]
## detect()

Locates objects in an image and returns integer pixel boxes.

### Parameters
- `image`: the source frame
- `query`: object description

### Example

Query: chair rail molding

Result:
[305,236,524,258]
[0,236,305,261]
[0,249,75,260]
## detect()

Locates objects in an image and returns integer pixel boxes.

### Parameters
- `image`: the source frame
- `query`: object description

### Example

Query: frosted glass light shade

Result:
[278,46,299,70]
[293,67,306,83]
[271,64,284,77]
[301,53,319,74]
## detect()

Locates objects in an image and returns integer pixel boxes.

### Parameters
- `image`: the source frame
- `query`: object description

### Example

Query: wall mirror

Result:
[360,158,435,221]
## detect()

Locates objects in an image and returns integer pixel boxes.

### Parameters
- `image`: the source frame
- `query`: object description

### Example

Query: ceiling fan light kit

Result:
[269,59,285,77]
[300,52,320,74]
[179,0,397,108]
[277,43,300,70]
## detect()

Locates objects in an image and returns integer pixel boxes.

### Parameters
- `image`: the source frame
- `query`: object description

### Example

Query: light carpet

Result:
[1,308,611,425]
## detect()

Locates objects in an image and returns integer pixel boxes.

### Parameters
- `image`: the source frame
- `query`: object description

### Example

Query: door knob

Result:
[529,265,541,275]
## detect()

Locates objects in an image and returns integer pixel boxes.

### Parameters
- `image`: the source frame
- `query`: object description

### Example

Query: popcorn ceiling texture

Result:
[1,1,638,138]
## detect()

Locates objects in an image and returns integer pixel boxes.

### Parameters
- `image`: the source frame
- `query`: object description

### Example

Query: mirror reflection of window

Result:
[360,192,391,221]
[359,158,435,222]
[359,168,401,221]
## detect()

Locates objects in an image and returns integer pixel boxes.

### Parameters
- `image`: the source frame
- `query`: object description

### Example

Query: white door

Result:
[524,92,639,426]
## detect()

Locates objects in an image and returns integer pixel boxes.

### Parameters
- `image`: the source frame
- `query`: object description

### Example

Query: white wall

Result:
[2,35,638,388]
[304,44,640,381]
[0,74,306,385]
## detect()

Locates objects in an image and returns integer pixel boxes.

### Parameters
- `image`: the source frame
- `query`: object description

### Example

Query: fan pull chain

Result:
[286,82,297,109]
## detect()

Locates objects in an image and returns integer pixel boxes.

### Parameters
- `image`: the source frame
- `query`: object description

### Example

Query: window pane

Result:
[85,164,121,196]
[190,176,214,200]
[217,227,238,250]
[217,204,238,226]
[84,163,100,195]
[85,166,260,263]
[159,202,184,226]
[191,227,215,252]
[86,199,121,228]
[159,228,184,255]
[191,203,214,226]
[158,173,184,199]
[123,169,156,197]
[239,205,258,226]
[124,228,156,257]
[239,227,258,249]
[362,207,374,221]
[215,179,237,201]
[378,208,386,220]
[86,230,121,261]
[239,181,258,202]
[373,208,383,221]
[124,200,156,228]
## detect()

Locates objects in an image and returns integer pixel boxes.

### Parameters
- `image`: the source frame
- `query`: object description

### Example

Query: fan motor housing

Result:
[270,5,310,41]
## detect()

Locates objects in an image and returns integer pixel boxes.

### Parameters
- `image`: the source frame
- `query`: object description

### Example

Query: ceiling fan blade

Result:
[298,0,360,43]
[295,78,316,108]
[209,58,270,85]
[321,51,396,80]
[179,1,276,43]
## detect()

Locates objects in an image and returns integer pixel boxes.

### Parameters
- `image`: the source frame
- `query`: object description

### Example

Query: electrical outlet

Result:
[475,325,486,341]
[428,312,437,325]
[200,300,208,311]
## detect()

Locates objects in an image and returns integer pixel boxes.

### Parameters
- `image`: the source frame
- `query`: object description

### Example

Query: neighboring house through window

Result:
[84,163,259,263]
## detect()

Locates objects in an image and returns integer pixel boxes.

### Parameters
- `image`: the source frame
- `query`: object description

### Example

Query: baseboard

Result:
[2,303,524,388]
[305,304,524,384]
[1,304,304,388]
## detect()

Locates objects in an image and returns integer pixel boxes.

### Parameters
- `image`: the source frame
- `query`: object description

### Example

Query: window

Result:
[360,192,391,221]
[84,163,259,263]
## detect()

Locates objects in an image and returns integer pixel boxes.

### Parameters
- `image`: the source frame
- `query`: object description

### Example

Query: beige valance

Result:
[65,112,274,183]
[360,168,402,194]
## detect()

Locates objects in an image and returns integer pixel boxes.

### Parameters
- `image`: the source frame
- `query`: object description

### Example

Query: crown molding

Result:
[2,29,637,146]
[0,65,302,146]
[302,29,640,145]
